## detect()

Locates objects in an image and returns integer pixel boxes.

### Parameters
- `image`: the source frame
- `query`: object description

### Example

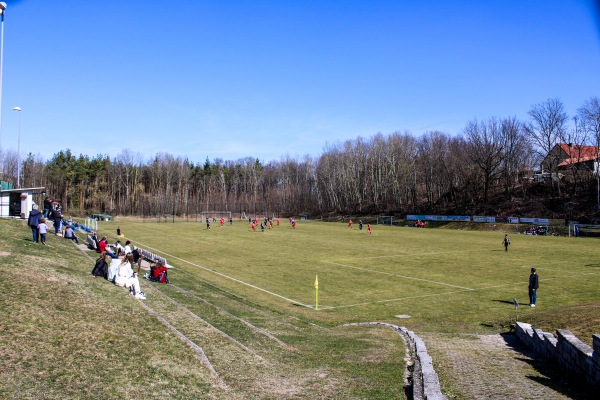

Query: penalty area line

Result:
[324,289,472,310]
[319,260,475,290]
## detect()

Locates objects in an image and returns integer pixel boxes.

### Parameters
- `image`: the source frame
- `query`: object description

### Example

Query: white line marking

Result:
[108,233,599,311]
[325,290,471,309]
[319,260,475,290]
[128,239,313,309]
[347,249,468,260]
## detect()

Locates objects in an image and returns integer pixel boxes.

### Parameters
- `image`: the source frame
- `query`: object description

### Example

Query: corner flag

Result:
[314,275,319,310]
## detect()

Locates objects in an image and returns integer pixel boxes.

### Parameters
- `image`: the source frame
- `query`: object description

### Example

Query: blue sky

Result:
[0,0,599,165]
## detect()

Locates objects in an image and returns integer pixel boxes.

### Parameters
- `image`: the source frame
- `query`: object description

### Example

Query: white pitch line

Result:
[324,290,471,310]
[347,249,468,260]
[128,240,312,309]
[319,260,475,290]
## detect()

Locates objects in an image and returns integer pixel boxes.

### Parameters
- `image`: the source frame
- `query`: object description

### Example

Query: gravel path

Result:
[420,332,596,400]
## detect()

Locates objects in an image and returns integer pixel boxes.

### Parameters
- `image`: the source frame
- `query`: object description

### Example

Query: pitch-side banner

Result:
[519,217,549,225]
[406,215,470,222]
[473,216,496,223]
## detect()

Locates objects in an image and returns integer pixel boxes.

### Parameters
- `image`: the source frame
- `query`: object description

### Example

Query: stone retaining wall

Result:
[344,322,446,400]
[515,322,600,386]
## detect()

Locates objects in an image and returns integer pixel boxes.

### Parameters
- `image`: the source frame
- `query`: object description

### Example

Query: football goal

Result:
[377,215,395,226]
[569,223,600,238]
[201,211,232,221]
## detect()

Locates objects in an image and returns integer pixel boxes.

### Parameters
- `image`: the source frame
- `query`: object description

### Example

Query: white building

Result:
[0,186,46,218]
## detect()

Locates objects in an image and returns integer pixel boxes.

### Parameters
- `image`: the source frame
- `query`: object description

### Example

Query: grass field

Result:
[110,218,600,337]
[2,217,599,399]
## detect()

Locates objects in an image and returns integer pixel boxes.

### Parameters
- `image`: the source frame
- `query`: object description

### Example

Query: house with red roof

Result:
[541,143,599,175]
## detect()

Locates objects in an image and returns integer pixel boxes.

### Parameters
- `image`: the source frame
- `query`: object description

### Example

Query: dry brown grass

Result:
[1,219,407,399]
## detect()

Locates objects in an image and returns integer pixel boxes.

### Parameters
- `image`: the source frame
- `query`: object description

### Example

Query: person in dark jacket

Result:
[91,251,109,279]
[528,268,539,307]
[503,234,510,252]
[43,197,53,218]
[52,209,62,235]
[27,204,42,243]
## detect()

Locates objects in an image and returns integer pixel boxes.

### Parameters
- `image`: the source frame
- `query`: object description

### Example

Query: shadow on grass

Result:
[493,299,515,304]
[501,333,597,400]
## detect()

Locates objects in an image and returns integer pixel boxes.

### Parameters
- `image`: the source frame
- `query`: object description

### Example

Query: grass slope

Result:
[0,219,406,399]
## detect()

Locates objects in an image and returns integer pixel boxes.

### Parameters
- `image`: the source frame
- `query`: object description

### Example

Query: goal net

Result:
[569,223,600,238]
[377,215,394,226]
[201,211,232,221]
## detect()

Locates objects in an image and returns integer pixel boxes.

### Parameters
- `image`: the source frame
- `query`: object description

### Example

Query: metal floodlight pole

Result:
[13,106,21,188]
[0,3,6,168]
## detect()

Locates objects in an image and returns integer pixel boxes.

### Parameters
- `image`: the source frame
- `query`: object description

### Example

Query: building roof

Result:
[556,143,598,167]
[0,186,46,194]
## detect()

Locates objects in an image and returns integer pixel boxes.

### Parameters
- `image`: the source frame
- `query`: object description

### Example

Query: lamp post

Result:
[13,106,20,188]
[0,3,6,162]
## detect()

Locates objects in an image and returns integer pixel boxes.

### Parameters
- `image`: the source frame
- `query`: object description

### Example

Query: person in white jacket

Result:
[114,253,145,299]
[108,254,123,283]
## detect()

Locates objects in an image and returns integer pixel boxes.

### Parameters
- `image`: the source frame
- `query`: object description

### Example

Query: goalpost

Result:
[569,223,600,238]
[377,215,395,226]
[201,211,232,221]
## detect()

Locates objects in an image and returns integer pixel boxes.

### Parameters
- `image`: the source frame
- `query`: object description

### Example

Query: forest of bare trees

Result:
[2,97,599,219]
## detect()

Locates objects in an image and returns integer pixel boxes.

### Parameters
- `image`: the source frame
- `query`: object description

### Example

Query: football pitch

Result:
[101,219,600,335]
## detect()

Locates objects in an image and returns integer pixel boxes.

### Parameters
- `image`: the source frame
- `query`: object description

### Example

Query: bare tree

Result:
[578,96,600,209]
[500,117,529,197]
[464,118,504,206]
[526,98,568,196]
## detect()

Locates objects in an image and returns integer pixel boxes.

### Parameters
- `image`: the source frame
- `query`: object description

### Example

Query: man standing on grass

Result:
[529,268,539,307]
[503,234,510,251]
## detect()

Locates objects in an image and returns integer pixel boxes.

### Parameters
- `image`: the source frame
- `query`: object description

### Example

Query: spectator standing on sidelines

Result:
[529,268,539,307]
[52,208,62,235]
[43,197,53,219]
[131,247,143,273]
[27,204,42,243]
[38,218,48,245]
[503,234,510,252]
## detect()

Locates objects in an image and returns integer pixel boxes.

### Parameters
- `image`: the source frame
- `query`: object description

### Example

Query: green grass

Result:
[111,218,600,339]
[0,219,407,399]
[2,217,599,399]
